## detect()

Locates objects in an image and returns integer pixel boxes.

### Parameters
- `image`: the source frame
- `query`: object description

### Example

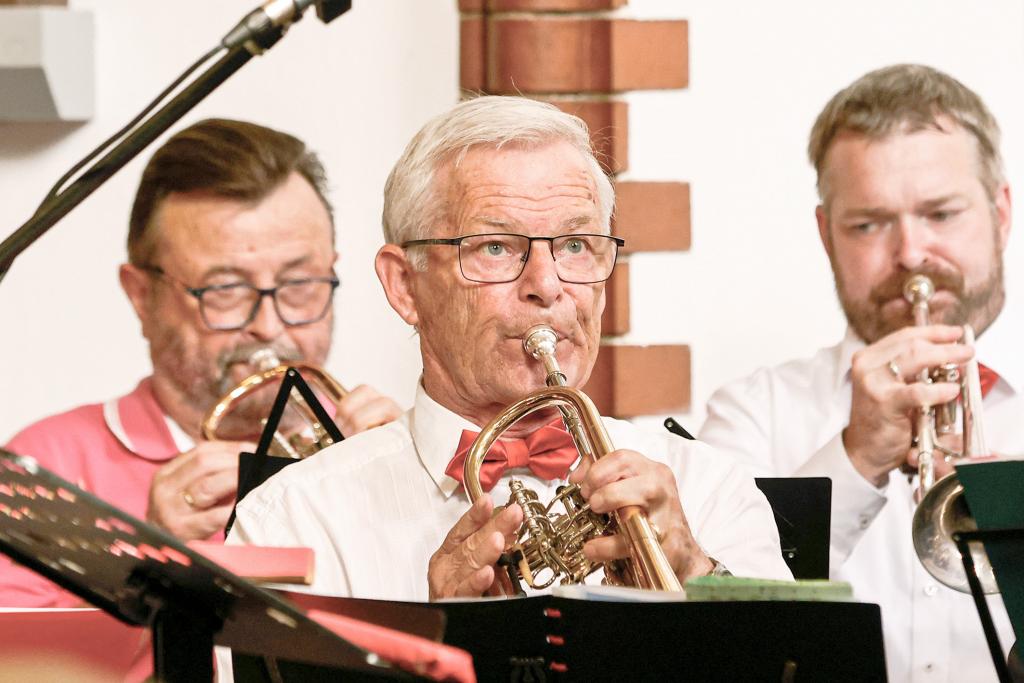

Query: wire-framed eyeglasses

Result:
[400,232,624,284]
[141,266,340,331]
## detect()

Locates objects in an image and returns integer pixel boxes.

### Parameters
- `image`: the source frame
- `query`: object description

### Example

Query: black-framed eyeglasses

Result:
[400,232,624,284]
[141,266,340,331]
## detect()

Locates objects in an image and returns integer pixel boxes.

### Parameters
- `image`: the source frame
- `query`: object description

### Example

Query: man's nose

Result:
[894,218,932,271]
[518,241,563,306]
[244,293,286,341]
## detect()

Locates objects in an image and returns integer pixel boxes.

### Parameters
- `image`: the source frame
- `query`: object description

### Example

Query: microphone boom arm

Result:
[0,1,352,283]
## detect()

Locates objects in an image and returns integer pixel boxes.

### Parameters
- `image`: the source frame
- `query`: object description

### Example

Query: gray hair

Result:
[383,96,615,268]
[808,64,1004,205]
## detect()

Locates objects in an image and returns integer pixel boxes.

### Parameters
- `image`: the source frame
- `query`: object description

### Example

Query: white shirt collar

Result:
[164,416,195,452]
[100,378,193,460]
[408,382,484,499]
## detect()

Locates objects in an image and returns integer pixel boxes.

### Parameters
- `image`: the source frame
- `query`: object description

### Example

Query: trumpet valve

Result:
[929,364,961,435]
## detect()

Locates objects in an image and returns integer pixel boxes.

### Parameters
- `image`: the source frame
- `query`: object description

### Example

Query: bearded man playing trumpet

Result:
[700,65,1020,682]
[229,96,791,602]
[1,119,401,607]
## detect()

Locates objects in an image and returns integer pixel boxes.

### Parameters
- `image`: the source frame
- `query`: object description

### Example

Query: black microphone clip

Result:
[221,0,351,53]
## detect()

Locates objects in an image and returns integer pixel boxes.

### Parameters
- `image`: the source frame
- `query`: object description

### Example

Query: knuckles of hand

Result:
[849,350,873,379]
[905,337,929,363]
[582,453,675,514]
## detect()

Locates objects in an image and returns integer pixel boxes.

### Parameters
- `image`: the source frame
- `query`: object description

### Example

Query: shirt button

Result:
[859,514,871,529]
[924,584,939,597]
[924,663,935,673]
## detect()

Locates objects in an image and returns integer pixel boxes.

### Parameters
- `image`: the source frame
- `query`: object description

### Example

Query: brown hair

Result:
[127,118,332,265]
[808,64,1004,204]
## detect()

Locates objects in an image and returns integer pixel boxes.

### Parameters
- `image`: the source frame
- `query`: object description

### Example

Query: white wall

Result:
[2,0,1023,442]
[622,0,1024,433]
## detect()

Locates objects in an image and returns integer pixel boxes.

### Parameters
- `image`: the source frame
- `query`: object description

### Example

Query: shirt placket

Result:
[909,506,952,682]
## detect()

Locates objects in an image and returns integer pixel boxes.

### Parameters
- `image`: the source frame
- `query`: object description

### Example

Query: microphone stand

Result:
[0,0,352,284]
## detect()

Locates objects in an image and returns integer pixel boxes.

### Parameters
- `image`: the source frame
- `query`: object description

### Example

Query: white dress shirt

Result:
[699,311,1024,683]
[228,383,792,602]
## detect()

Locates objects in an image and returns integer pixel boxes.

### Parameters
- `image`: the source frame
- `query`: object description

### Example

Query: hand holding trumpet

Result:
[427,496,524,600]
[427,447,711,600]
[151,378,401,542]
[569,449,713,582]
[147,439,256,541]
[843,324,973,487]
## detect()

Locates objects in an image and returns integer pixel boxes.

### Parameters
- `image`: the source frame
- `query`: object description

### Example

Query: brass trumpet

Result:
[463,325,682,594]
[201,349,348,459]
[904,275,997,593]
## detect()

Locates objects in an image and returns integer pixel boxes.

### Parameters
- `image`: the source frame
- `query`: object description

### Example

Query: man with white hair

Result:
[700,65,1019,682]
[229,95,791,601]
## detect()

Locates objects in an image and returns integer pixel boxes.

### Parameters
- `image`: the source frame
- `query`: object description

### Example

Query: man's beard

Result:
[833,247,1005,344]
[150,328,311,440]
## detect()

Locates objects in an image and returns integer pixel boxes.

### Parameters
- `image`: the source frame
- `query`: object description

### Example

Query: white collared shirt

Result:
[699,312,1024,683]
[228,382,792,602]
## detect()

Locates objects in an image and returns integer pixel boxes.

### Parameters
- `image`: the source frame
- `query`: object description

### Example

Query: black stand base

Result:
[153,607,215,683]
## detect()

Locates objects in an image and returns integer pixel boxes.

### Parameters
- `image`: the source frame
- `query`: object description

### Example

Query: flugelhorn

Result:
[463,325,682,594]
[903,275,997,593]
[201,349,348,459]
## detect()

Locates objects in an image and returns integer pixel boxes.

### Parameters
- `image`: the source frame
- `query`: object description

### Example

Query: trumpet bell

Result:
[911,472,998,594]
[201,352,347,458]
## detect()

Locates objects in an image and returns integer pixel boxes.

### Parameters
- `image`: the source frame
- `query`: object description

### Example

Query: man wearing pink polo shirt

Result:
[2,118,401,606]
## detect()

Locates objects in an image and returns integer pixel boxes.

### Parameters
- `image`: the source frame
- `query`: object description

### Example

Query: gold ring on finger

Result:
[887,359,903,382]
[182,490,197,509]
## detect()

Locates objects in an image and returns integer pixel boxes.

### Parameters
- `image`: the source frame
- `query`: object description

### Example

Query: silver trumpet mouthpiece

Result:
[249,348,282,372]
[903,274,935,304]
[523,325,558,360]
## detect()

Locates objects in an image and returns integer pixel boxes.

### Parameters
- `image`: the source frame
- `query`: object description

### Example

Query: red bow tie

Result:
[445,419,578,492]
[978,363,999,398]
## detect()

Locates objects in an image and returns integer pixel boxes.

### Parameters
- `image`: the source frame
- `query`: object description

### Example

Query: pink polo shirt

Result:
[1,378,187,607]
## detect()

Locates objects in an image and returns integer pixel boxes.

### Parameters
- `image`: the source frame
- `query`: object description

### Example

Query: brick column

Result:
[459,0,691,418]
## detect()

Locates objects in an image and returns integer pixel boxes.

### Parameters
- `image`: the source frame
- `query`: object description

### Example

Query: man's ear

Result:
[119,264,151,323]
[375,245,419,327]
[815,204,833,259]
[994,182,1012,250]
[120,263,162,344]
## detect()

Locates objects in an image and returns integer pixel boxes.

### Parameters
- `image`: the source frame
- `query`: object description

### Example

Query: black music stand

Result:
[0,450,414,682]
[236,593,887,682]
[954,460,1024,683]
[755,477,832,579]
[662,418,833,579]
[227,367,343,534]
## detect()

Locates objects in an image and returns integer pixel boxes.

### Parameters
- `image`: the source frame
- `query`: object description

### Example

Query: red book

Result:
[307,608,476,682]
[188,541,315,584]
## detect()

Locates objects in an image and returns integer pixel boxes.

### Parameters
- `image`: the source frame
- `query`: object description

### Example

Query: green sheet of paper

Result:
[684,576,853,602]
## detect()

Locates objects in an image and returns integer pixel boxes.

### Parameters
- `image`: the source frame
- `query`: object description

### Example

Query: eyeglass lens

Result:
[199,280,336,330]
[457,234,618,284]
